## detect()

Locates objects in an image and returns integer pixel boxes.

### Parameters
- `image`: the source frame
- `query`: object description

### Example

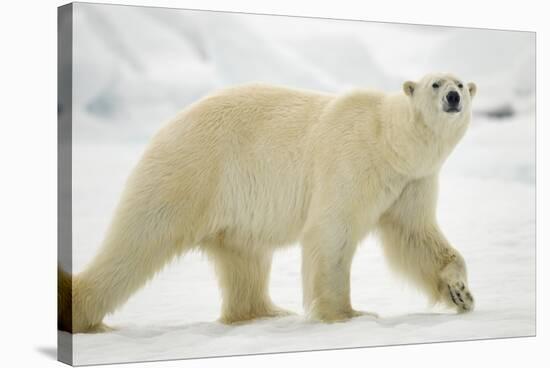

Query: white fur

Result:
[61,73,477,333]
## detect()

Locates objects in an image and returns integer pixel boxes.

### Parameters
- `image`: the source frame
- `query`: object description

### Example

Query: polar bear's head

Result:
[402,73,477,124]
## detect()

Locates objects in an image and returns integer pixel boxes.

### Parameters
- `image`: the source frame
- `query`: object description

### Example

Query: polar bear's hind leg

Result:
[206,238,292,324]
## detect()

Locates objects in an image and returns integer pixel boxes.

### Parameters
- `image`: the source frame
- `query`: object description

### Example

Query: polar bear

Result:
[59,73,477,333]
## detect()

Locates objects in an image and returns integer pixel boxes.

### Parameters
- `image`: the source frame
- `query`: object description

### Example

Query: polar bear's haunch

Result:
[58,73,477,333]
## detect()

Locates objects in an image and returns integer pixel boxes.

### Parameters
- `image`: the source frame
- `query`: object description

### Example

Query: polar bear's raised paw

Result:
[446,281,474,313]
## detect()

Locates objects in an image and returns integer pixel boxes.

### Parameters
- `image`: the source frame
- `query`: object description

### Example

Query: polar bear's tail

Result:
[58,266,73,332]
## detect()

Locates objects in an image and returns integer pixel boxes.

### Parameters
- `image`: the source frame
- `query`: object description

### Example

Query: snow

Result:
[64,3,535,366]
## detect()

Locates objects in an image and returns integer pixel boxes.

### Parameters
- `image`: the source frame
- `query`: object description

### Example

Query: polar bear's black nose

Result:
[446,91,460,106]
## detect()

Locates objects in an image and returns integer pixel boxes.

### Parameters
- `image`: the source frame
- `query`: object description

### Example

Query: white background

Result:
[0,0,546,367]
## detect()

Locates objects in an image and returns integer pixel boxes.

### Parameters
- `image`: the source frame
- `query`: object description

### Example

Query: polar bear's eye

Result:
[457,83,464,89]
[432,83,440,89]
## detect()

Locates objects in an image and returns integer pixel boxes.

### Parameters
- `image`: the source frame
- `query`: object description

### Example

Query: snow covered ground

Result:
[62,3,535,366]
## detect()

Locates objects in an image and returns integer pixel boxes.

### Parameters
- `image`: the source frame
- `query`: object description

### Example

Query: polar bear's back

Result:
[154,83,333,153]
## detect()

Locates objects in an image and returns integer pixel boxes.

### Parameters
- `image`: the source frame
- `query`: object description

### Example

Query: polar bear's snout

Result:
[444,90,461,113]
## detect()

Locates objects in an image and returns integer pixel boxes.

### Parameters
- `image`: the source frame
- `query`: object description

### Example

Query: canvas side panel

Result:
[58,3,73,366]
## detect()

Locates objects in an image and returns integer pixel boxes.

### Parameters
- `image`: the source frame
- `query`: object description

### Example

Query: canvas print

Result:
[57,2,536,366]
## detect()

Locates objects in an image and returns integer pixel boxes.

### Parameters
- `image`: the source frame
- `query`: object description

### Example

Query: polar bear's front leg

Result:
[379,218,475,313]
[301,222,364,322]
[378,175,474,313]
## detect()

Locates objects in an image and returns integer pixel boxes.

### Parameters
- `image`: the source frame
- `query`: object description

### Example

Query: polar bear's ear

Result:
[403,81,416,97]
[467,82,477,98]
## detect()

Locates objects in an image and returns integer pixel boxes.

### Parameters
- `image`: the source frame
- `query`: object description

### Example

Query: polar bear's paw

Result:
[310,306,378,323]
[220,304,295,324]
[439,257,474,313]
[445,280,474,313]
[261,305,295,319]
[350,310,379,319]
[88,323,116,334]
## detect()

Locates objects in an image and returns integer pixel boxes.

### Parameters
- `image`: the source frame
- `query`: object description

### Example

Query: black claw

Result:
[448,285,460,306]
